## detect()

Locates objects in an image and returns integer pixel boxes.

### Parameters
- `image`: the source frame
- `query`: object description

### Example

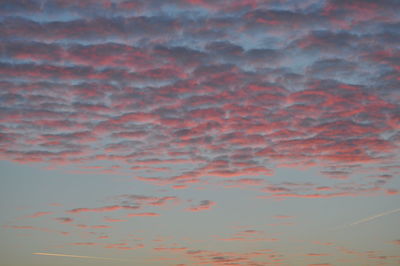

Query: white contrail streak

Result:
[349,208,400,226]
[332,207,400,231]
[32,252,130,262]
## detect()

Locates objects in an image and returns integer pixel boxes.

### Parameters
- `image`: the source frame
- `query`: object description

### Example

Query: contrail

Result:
[332,207,400,231]
[349,208,400,226]
[32,252,131,262]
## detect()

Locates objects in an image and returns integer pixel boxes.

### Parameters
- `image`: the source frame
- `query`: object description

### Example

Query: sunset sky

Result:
[0,0,399,265]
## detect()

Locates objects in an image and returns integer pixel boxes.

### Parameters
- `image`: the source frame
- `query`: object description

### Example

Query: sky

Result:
[0,0,399,265]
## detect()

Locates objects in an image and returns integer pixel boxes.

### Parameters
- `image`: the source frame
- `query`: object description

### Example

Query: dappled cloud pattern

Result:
[1,0,400,265]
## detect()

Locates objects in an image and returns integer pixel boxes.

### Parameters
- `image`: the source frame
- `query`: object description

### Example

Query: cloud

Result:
[1,2,399,264]
[2,50,398,189]
[127,212,160,217]
[183,248,284,265]
[54,217,74,224]
[390,240,400,245]
[187,200,215,212]
[27,211,53,218]
[105,243,144,250]
[67,205,139,214]
[216,228,278,243]
[260,178,396,200]
[306,253,330,257]
[74,224,111,229]
[71,242,98,246]
[103,217,127,222]
[274,215,293,219]
[116,194,179,207]
[313,241,334,246]
[1,1,399,252]
[5,225,69,235]
[67,240,144,251]
[152,243,280,266]
[223,178,265,188]
[154,246,188,252]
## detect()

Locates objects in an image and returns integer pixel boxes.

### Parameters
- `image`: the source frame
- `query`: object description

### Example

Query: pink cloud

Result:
[260,192,359,199]
[27,211,53,218]
[117,195,179,207]
[90,225,111,229]
[172,184,188,189]
[67,205,139,213]
[54,217,74,224]
[1,4,399,260]
[219,237,278,242]
[104,217,127,222]
[71,242,98,246]
[390,240,400,245]
[5,225,69,236]
[75,224,111,229]
[127,212,160,217]
[386,189,399,195]
[184,248,283,265]
[306,253,330,257]
[274,215,293,219]
[313,241,334,246]
[154,246,187,253]
[222,178,265,188]
[187,200,215,212]
[104,243,144,250]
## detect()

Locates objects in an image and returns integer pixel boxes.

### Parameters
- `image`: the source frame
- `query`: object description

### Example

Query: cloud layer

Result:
[1,2,398,197]
[1,1,399,265]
